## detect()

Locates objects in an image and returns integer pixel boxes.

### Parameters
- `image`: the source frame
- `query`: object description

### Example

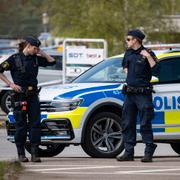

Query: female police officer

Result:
[116,29,159,162]
[0,36,55,162]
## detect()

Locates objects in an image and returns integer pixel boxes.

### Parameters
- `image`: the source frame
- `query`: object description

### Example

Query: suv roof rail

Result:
[145,44,180,50]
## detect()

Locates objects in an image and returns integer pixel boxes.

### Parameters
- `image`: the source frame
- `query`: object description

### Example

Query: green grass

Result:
[0,161,23,180]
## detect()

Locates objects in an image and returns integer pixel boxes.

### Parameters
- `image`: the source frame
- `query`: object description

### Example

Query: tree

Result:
[46,0,180,55]
[0,0,179,55]
[0,0,44,38]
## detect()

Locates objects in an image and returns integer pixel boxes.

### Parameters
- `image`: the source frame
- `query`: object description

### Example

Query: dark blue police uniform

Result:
[122,46,157,156]
[0,52,55,156]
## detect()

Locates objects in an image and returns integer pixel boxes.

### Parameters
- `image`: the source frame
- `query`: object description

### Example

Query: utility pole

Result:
[42,12,49,32]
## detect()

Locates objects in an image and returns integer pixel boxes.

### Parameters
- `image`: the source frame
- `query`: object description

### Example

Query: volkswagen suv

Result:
[7,51,180,158]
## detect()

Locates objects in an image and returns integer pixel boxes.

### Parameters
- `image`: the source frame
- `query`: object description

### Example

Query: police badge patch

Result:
[1,61,10,70]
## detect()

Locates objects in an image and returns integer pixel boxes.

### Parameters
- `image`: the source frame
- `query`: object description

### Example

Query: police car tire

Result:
[0,91,11,114]
[25,143,66,157]
[170,143,180,155]
[81,112,124,158]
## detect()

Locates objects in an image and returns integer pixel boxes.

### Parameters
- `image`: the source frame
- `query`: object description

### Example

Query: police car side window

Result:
[158,58,180,83]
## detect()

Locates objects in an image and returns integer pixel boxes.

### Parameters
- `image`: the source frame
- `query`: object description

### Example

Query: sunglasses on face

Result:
[126,38,133,42]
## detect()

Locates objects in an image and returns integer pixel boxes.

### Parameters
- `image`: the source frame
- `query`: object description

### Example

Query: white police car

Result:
[7,51,180,158]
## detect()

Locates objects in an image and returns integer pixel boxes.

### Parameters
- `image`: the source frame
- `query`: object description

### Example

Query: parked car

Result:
[7,51,180,158]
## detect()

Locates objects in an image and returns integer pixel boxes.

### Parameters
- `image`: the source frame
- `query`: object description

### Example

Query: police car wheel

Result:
[0,91,12,114]
[82,112,124,158]
[170,143,180,155]
[25,143,66,157]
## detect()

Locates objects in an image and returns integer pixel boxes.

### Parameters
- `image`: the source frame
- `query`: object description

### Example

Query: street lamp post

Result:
[42,12,49,32]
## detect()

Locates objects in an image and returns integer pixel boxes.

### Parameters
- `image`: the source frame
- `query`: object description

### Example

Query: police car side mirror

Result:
[151,76,159,83]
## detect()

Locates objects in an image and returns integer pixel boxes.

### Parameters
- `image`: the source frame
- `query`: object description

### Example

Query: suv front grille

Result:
[6,118,74,141]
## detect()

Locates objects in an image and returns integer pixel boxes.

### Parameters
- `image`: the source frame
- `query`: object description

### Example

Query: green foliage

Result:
[0,0,180,55]
[45,0,180,55]
[0,161,7,179]
[0,0,44,38]
[0,161,22,180]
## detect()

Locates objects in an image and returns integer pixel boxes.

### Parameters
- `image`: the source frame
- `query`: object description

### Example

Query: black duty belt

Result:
[122,84,155,95]
[11,86,41,97]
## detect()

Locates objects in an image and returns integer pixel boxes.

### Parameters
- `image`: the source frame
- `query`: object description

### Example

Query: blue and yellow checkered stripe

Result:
[8,109,180,133]
[137,111,180,133]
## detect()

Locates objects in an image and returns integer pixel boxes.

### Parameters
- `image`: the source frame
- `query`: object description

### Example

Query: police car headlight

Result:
[50,98,83,112]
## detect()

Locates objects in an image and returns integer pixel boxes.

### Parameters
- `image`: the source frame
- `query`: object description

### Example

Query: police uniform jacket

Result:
[122,46,159,87]
[0,52,55,88]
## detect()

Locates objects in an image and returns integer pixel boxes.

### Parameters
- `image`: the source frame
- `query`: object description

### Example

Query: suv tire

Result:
[0,91,12,114]
[25,143,66,157]
[170,143,180,155]
[81,112,124,158]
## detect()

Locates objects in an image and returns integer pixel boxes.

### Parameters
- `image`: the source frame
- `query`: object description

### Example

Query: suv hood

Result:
[39,83,122,101]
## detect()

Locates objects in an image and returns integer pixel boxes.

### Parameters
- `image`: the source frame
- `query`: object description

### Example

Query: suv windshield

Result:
[73,57,126,83]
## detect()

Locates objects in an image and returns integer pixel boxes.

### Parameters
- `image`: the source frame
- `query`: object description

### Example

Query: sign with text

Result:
[61,38,107,83]
[66,46,104,65]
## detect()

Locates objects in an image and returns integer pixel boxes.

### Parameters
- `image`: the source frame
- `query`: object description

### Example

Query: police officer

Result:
[0,36,55,162]
[116,29,159,162]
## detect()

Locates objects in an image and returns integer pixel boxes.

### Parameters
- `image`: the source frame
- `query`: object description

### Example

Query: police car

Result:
[7,51,180,158]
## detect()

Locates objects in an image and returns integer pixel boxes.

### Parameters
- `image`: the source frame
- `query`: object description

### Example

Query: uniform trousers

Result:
[13,93,41,155]
[122,93,155,155]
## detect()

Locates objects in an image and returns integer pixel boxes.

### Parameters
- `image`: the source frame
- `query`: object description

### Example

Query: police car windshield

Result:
[73,57,126,83]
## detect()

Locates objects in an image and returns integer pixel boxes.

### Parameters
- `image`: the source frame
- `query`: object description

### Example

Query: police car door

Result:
[152,55,180,139]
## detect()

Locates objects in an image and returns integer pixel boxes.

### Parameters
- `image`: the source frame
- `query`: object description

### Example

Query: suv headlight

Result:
[50,98,83,112]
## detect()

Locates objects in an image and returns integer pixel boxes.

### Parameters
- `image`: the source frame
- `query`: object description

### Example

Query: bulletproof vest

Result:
[15,54,38,73]
[15,54,26,73]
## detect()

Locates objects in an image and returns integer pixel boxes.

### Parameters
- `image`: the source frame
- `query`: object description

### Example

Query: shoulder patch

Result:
[1,61,10,69]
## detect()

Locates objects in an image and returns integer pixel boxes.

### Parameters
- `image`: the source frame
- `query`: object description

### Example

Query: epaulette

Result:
[12,53,19,58]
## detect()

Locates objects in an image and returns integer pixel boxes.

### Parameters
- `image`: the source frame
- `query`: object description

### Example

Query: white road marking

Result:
[25,164,180,168]
[25,164,180,176]
[41,171,123,175]
[116,168,180,174]
[27,165,117,172]
[41,171,180,176]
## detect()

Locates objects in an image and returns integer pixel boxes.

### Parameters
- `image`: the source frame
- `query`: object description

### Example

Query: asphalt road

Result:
[0,128,180,179]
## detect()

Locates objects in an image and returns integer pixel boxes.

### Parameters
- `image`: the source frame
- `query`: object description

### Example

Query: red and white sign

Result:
[66,46,104,65]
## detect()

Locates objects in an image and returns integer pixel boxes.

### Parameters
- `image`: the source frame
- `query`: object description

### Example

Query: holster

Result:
[122,84,128,95]
[22,86,41,97]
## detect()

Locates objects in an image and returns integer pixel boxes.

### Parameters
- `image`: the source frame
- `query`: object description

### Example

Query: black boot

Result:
[18,155,29,162]
[16,145,28,162]
[31,145,41,162]
[31,154,41,162]
[141,144,157,163]
[116,151,134,161]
